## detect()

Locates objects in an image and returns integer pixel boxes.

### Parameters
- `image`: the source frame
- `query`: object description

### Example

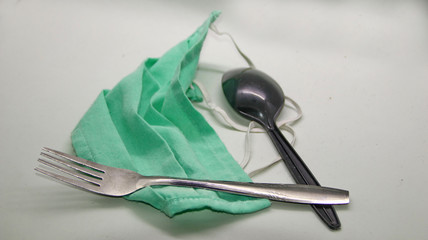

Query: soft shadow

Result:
[26,176,267,237]
[14,182,125,215]
[123,199,266,238]
[270,201,351,231]
[27,185,266,237]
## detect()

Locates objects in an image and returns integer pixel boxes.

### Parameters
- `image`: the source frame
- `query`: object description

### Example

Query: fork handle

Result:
[143,177,348,205]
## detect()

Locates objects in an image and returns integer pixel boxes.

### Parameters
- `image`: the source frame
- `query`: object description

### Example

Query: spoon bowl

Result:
[222,68,284,129]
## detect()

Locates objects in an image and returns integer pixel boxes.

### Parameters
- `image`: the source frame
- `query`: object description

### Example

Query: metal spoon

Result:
[222,68,341,230]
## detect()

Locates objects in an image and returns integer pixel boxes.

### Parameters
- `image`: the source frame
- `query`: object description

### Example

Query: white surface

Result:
[1,0,427,239]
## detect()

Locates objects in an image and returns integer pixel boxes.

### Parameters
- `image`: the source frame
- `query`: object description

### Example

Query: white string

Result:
[194,23,304,177]
[240,121,256,169]
[247,158,283,178]
[193,80,302,176]
[194,80,302,133]
[209,24,255,68]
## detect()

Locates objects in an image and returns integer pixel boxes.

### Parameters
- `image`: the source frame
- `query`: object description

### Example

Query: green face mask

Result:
[71,11,270,217]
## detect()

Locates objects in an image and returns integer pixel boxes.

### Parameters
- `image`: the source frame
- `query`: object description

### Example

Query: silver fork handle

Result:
[141,177,349,205]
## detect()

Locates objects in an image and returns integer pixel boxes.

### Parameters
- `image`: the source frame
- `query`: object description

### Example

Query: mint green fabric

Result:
[71,11,270,217]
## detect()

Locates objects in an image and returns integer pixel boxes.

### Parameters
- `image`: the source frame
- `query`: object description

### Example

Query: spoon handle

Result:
[267,125,341,230]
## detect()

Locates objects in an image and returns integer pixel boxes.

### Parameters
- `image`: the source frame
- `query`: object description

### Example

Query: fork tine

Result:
[42,147,105,172]
[40,152,103,179]
[38,158,101,186]
[35,167,100,193]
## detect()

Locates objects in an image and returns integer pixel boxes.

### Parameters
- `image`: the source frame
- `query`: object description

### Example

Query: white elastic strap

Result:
[239,122,295,174]
[239,121,256,169]
[247,158,283,178]
[199,23,304,176]
[194,81,303,134]
[194,80,302,170]
[209,24,256,69]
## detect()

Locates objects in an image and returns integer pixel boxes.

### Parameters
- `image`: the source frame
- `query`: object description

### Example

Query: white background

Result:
[1,0,427,239]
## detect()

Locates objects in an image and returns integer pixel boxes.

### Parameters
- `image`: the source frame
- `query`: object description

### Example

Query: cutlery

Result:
[35,147,349,205]
[222,68,341,229]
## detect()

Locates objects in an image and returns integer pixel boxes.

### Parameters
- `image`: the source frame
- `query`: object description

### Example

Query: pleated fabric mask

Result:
[71,11,271,217]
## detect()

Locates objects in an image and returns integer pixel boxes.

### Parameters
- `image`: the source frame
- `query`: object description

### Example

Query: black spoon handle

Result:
[267,125,341,230]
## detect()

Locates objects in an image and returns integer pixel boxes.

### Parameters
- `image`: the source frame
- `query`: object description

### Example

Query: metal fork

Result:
[35,147,349,205]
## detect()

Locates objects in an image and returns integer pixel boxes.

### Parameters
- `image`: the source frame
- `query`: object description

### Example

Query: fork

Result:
[35,147,349,205]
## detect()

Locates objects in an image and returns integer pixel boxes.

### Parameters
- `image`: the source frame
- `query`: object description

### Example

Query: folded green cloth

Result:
[71,11,270,217]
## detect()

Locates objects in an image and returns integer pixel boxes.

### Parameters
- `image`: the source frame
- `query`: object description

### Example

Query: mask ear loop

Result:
[209,24,255,69]
[194,23,303,177]
[194,81,303,172]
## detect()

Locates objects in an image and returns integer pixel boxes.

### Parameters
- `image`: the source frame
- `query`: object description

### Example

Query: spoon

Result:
[222,68,341,230]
